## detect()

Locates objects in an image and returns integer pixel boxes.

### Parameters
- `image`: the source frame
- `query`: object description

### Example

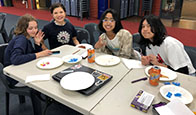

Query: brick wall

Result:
[12,0,35,9]
[12,0,26,8]
[89,0,98,18]
[152,0,161,16]
[90,0,110,19]
[139,0,161,16]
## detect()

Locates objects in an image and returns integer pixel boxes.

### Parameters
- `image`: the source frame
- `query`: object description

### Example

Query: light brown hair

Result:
[14,14,38,37]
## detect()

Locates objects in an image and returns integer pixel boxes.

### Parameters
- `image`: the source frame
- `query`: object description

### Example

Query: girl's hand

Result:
[141,56,150,65]
[94,37,106,49]
[35,49,52,58]
[34,30,45,46]
[149,54,159,65]
[148,54,167,67]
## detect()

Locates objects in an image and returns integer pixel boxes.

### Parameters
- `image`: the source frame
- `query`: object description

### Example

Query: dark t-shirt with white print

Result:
[43,20,77,49]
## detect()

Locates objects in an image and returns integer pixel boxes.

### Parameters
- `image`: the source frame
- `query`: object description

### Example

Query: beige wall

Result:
[181,0,196,18]
[39,0,46,7]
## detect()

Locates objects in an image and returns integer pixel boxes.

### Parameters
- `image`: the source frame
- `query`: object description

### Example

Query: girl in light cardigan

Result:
[94,8,139,59]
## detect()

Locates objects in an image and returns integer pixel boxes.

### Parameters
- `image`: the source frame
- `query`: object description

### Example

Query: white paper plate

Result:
[95,55,120,66]
[62,55,82,64]
[76,43,93,49]
[145,66,177,81]
[36,57,63,69]
[160,85,193,104]
[60,72,95,91]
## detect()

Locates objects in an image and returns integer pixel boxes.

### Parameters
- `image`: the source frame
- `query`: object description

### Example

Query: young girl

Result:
[94,8,138,59]
[139,15,195,75]
[4,14,52,85]
[42,3,80,49]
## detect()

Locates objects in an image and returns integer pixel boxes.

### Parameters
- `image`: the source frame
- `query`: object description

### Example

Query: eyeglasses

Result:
[102,19,115,23]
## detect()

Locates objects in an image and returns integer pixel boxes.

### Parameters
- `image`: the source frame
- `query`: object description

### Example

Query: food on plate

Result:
[78,45,86,49]
[148,69,169,79]
[160,74,169,78]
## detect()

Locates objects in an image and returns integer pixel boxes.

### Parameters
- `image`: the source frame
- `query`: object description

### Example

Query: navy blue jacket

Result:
[4,35,42,67]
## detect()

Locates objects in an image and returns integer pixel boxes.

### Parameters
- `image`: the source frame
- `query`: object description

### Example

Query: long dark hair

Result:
[138,15,167,47]
[98,8,123,34]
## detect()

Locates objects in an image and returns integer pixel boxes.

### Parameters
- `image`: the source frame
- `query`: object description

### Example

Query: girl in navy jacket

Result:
[4,14,52,85]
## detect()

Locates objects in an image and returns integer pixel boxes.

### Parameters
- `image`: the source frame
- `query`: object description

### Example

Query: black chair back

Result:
[8,25,16,42]
[132,33,141,48]
[0,43,8,65]
[84,23,101,46]
[0,13,9,43]
[0,43,42,115]
[0,63,9,88]
[75,27,90,44]
[184,46,196,70]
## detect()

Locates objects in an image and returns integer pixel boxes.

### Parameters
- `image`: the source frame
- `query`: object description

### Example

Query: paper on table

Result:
[122,58,146,69]
[25,74,50,83]
[80,51,88,59]
[15,82,26,87]
[155,99,194,115]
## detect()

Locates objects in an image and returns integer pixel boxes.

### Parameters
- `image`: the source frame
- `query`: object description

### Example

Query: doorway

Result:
[36,0,50,9]
[181,0,196,19]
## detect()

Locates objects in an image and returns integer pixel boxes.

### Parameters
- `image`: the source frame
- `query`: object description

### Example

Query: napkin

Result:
[25,74,50,83]
[122,58,146,69]
[15,82,26,87]
[155,99,194,115]
[80,51,88,59]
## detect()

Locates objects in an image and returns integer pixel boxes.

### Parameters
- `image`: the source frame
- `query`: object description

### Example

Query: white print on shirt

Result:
[57,31,70,44]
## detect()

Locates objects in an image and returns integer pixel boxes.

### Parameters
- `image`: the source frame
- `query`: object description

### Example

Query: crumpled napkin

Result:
[25,74,50,83]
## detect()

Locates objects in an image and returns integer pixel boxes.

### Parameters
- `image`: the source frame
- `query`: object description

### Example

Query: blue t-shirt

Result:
[4,35,42,67]
[42,21,77,49]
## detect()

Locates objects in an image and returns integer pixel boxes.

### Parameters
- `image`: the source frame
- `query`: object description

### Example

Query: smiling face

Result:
[141,20,154,41]
[26,21,38,38]
[102,13,116,32]
[52,7,66,24]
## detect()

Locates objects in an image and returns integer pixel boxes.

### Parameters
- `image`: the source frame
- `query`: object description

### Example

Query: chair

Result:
[132,32,141,49]
[0,13,9,43]
[141,0,153,15]
[132,33,147,55]
[78,0,90,20]
[65,18,70,23]
[84,23,101,46]
[0,43,42,115]
[0,43,8,65]
[75,27,90,44]
[8,25,16,42]
[44,39,50,49]
[184,45,196,70]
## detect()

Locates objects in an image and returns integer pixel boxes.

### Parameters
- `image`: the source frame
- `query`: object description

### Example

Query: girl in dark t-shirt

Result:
[42,3,80,49]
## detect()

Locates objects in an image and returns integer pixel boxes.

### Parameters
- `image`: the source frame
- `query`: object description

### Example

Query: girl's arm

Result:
[41,40,49,50]
[94,36,106,49]
[72,37,80,45]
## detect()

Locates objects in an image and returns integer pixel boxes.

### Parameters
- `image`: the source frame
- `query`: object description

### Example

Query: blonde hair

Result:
[14,14,38,37]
